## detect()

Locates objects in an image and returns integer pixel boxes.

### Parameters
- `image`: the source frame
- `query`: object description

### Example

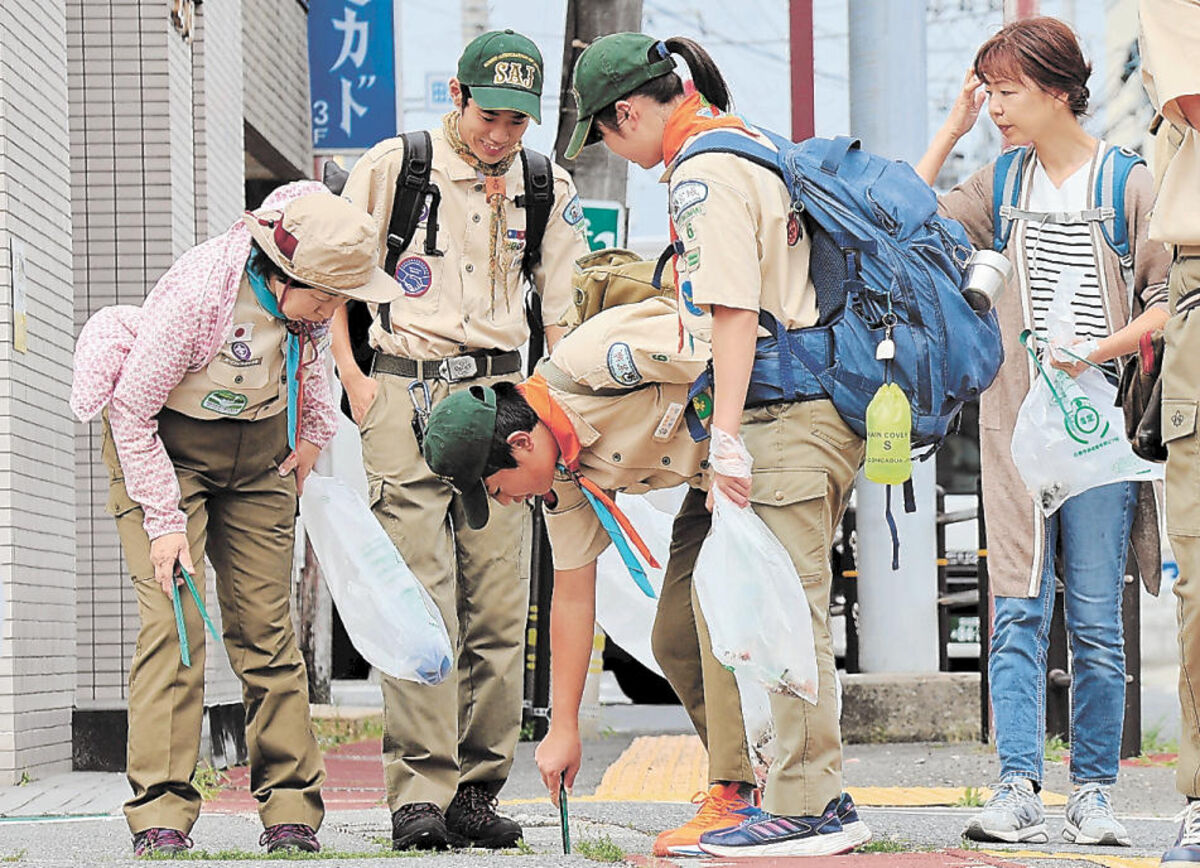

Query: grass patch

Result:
[858,838,909,853]
[1044,734,1069,764]
[192,762,231,801]
[16,772,30,787]
[574,833,624,862]
[511,838,536,855]
[519,720,538,742]
[144,848,422,861]
[1142,718,1180,756]
[310,714,384,751]
[955,786,986,808]
[2,851,24,863]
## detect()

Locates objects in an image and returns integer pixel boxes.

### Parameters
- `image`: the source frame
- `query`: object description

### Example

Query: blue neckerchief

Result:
[245,249,300,449]
[557,463,656,599]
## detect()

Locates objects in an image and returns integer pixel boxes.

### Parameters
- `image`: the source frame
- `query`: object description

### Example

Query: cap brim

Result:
[564,116,592,161]
[329,267,402,304]
[458,480,492,530]
[469,85,541,124]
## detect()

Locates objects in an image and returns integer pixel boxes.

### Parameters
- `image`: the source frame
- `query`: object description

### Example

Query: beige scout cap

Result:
[243,192,399,304]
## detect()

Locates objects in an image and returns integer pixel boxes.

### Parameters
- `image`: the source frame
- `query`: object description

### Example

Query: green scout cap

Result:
[565,32,676,160]
[457,29,544,124]
[422,386,498,530]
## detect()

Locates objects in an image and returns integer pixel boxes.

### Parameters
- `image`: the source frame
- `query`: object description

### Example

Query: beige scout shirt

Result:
[664,130,818,342]
[342,128,589,360]
[542,298,712,571]
[164,274,289,421]
[1140,0,1200,246]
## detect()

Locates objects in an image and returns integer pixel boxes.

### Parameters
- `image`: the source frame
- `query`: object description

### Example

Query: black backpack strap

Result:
[378,130,436,333]
[516,148,555,289]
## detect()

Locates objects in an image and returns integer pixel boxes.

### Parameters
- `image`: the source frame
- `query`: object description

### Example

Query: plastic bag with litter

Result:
[300,474,452,684]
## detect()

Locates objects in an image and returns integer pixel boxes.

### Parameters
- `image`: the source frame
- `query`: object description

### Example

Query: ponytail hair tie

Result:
[654,40,670,60]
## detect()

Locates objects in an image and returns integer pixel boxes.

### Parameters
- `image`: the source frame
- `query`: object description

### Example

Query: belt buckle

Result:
[438,355,478,382]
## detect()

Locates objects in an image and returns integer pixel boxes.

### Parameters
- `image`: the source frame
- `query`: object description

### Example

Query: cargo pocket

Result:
[748,468,830,583]
[1163,398,1200,536]
[368,476,385,512]
[105,482,141,519]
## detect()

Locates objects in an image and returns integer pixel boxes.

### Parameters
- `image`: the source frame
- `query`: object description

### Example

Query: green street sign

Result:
[581,200,626,251]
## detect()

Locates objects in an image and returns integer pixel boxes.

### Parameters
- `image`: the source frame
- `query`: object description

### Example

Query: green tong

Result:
[171,563,221,666]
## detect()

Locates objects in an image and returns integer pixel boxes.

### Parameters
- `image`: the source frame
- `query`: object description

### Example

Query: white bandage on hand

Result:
[709,426,753,478]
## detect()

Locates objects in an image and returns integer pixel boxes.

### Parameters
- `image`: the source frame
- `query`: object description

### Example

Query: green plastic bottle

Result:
[864,383,912,484]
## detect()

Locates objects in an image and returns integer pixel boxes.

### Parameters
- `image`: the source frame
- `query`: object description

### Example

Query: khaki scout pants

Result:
[652,486,755,787]
[740,399,863,817]
[358,371,527,812]
[104,410,325,835]
[1161,253,1200,800]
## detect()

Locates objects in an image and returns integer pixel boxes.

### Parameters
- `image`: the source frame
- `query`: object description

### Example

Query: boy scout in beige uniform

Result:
[334,29,588,850]
[1139,2,1200,862]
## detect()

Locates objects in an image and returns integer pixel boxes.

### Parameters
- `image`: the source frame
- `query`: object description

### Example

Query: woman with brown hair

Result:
[917,17,1169,846]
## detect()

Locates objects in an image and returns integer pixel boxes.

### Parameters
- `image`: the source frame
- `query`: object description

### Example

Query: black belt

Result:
[372,349,522,383]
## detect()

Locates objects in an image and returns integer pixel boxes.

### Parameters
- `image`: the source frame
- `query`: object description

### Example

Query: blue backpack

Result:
[676,130,1004,451]
[992,143,1143,275]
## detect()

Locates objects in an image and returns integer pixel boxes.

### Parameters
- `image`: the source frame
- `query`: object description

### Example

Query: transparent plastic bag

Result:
[1011,334,1162,515]
[693,429,819,703]
[300,475,452,684]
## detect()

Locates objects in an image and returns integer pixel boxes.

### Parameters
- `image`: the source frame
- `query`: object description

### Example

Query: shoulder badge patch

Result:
[606,342,643,387]
[670,180,708,223]
[563,194,585,226]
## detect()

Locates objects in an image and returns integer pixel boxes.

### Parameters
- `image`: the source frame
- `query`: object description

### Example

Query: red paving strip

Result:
[629,850,1030,868]
[204,738,386,814]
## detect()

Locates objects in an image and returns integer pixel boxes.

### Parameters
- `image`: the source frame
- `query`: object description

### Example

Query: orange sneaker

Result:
[653,783,759,857]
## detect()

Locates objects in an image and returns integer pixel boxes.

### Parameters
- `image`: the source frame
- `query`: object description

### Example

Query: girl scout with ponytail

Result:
[567,33,867,858]
[334,29,589,853]
[71,182,398,858]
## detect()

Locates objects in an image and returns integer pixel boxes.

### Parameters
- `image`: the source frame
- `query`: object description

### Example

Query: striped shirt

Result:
[1024,158,1109,344]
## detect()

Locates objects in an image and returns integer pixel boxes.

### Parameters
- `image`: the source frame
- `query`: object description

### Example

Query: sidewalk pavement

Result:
[0,698,1186,868]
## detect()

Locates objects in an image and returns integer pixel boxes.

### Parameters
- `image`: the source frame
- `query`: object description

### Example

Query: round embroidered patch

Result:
[394,256,433,297]
[231,341,252,362]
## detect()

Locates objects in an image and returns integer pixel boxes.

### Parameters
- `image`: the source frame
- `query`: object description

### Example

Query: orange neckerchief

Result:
[662,92,755,167]
[518,374,660,570]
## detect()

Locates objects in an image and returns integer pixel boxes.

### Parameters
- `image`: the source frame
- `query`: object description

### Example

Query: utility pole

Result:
[848,0,940,673]
[553,0,645,198]
[790,0,815,141]
[462,0,488,44]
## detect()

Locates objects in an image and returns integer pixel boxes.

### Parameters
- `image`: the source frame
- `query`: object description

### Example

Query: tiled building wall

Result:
[0,0,79,782]
[193,1,245,239]
[243,0,312,176]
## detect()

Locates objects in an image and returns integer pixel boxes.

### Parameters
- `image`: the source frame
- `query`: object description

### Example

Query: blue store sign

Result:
[309,0,397,152]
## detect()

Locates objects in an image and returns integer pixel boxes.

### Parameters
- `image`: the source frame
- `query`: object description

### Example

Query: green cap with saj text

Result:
[457,29,544,123]
[421,386,499,530]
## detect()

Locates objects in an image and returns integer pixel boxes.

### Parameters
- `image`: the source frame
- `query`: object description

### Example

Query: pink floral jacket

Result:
[71,181,338,539]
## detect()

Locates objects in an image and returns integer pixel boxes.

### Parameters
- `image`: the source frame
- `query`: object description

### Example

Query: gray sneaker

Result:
[1063,783,1130,846]
[963,779,1049,844]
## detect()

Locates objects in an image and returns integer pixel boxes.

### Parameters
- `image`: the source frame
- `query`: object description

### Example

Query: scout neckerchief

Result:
[442,111,522,317]
[518,373,660,597]
[661,92,761,350]
[245,248,319,450]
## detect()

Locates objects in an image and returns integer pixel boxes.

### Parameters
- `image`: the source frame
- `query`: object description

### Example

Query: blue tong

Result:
[171,563,221,666]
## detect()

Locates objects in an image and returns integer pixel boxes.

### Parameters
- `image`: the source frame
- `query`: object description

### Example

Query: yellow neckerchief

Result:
[442,111,522,315]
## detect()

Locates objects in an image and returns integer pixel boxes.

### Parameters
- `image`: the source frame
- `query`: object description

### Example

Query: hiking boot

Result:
[391,802,449,851]
[1162,801,1200,864]
[1063,783,1130,846]
[963,779,1048,843]
[259,823,320,853]
[132,828,193,857]
[653,783,759,857]
[445,783,522,849]
[698,796,854,857]
[835,791,873,848]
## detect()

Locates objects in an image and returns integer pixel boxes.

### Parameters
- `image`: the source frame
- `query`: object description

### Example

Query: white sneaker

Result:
[963,779,1048,844]
[1063,783,1131,847]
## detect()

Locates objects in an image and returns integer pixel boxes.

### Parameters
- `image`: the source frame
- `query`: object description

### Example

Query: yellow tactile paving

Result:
[593,734,709,802]
[984,850,1157,868]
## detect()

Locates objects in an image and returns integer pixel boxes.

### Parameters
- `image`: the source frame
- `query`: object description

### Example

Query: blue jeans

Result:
[990,480,1137,786]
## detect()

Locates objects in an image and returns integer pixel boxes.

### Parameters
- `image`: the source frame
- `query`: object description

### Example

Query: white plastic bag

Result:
[1011,366,1162,515]
[300,475,453,684]
[692,429,820,703]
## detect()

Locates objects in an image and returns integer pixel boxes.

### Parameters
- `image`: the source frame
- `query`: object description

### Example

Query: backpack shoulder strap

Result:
[992,146,1030,253]
[517,148,555,289]
[673,128,786,183]
[378,130,434,334]
[1095,144,1145,261]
